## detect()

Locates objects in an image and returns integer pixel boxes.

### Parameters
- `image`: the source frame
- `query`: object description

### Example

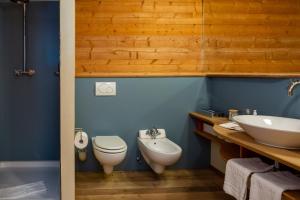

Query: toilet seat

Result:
[93,136,127,154]
[93,145,127,154]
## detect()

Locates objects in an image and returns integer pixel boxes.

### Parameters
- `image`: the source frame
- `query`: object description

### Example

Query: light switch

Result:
[95,82,116,96]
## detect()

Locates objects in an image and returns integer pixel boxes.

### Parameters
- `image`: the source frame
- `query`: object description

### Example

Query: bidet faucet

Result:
[146,127,161,139]
[288,80,300,96]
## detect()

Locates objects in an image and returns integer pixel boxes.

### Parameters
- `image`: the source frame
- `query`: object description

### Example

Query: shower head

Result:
[10,0,29,5]
[11,0,35,77]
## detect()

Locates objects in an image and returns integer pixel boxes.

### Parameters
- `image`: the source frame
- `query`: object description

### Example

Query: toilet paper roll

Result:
[74,131,89,150]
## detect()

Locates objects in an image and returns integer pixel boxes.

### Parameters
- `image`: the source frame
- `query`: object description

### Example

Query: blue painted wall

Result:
[76,78,211,171]
[0,2,60,161]
[0,8,3,65]
[210,78,300,119]
[0,6,10,158]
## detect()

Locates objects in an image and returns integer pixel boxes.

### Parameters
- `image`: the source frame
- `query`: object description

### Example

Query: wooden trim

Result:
[76,72,205,78]
[76,72,300,78]
[60,0,75,200]
[1,0,58,1]
[206,73,300,78]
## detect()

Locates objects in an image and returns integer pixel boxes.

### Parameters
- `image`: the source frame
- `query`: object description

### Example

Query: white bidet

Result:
[138,129,182,174]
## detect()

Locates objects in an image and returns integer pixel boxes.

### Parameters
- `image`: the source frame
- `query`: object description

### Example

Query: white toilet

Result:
[92,136,127,174]
[138,129,182,174]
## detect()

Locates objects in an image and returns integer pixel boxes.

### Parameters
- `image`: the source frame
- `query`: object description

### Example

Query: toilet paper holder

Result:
[75,128,88,162]
[75,128,85,144]
[75,128,83,133]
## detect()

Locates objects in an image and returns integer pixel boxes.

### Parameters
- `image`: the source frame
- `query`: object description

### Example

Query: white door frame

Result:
[60,0,75,199]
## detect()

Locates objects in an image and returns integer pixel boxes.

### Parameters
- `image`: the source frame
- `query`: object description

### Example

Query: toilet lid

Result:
[94,136,127,150]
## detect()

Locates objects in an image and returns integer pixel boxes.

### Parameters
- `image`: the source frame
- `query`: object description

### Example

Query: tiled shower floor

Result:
[0,162,60,200]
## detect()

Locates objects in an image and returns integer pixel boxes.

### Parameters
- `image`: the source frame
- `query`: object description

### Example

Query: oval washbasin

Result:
[233,115,300,149]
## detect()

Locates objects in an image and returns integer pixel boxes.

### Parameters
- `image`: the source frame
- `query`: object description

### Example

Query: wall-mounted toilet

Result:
[138,129,182,174]
[92,136,127,174]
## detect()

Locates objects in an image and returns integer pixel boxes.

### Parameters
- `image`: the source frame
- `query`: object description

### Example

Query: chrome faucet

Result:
[146,127,161,139]
[288,80,300,96]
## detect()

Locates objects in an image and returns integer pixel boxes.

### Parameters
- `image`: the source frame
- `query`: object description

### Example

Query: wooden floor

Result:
[76,169,235,200]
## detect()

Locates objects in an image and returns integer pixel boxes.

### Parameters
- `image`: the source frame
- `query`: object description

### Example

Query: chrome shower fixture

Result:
[10,0,29,5]
[11,0,36,77]
[288,80,300,96]
[14,69,35,77]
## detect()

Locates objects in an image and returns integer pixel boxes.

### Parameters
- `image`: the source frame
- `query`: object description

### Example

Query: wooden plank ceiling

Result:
[76,0,300,77]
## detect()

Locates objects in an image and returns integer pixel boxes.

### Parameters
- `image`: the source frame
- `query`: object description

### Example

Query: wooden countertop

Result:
[213,125,300,172]
[190,112,300,200]
[189,112,228,125]
[190,112,300,171]
[214,125,300,200]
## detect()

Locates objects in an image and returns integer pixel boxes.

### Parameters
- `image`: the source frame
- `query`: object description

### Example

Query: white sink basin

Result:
[233,115,300,149]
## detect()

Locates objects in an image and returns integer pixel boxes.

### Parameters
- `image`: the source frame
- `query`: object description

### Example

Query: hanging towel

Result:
[249,171,300,200]
[223,158,273,200]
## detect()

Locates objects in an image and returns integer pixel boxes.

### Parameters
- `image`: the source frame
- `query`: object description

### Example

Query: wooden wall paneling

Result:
[76,0,300,77]
[76,0,204,77]
[202,0,300,76]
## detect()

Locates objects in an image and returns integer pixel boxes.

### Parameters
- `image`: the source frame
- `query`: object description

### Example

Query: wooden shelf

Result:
[190,112,300,200]
[195,130,225,144]
[213,125,300,172]
[189,112,227,125]
[195,130,241,162]
[206,72,300,78]
[190,112,300,171]
[75,72,300,78]
[283,191,300,200]
[76,72,205,78]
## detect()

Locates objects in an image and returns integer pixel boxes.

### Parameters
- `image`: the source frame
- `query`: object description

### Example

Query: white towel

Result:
[223,158,273,200]
[250,171,300,200]
[220,122,244,131]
